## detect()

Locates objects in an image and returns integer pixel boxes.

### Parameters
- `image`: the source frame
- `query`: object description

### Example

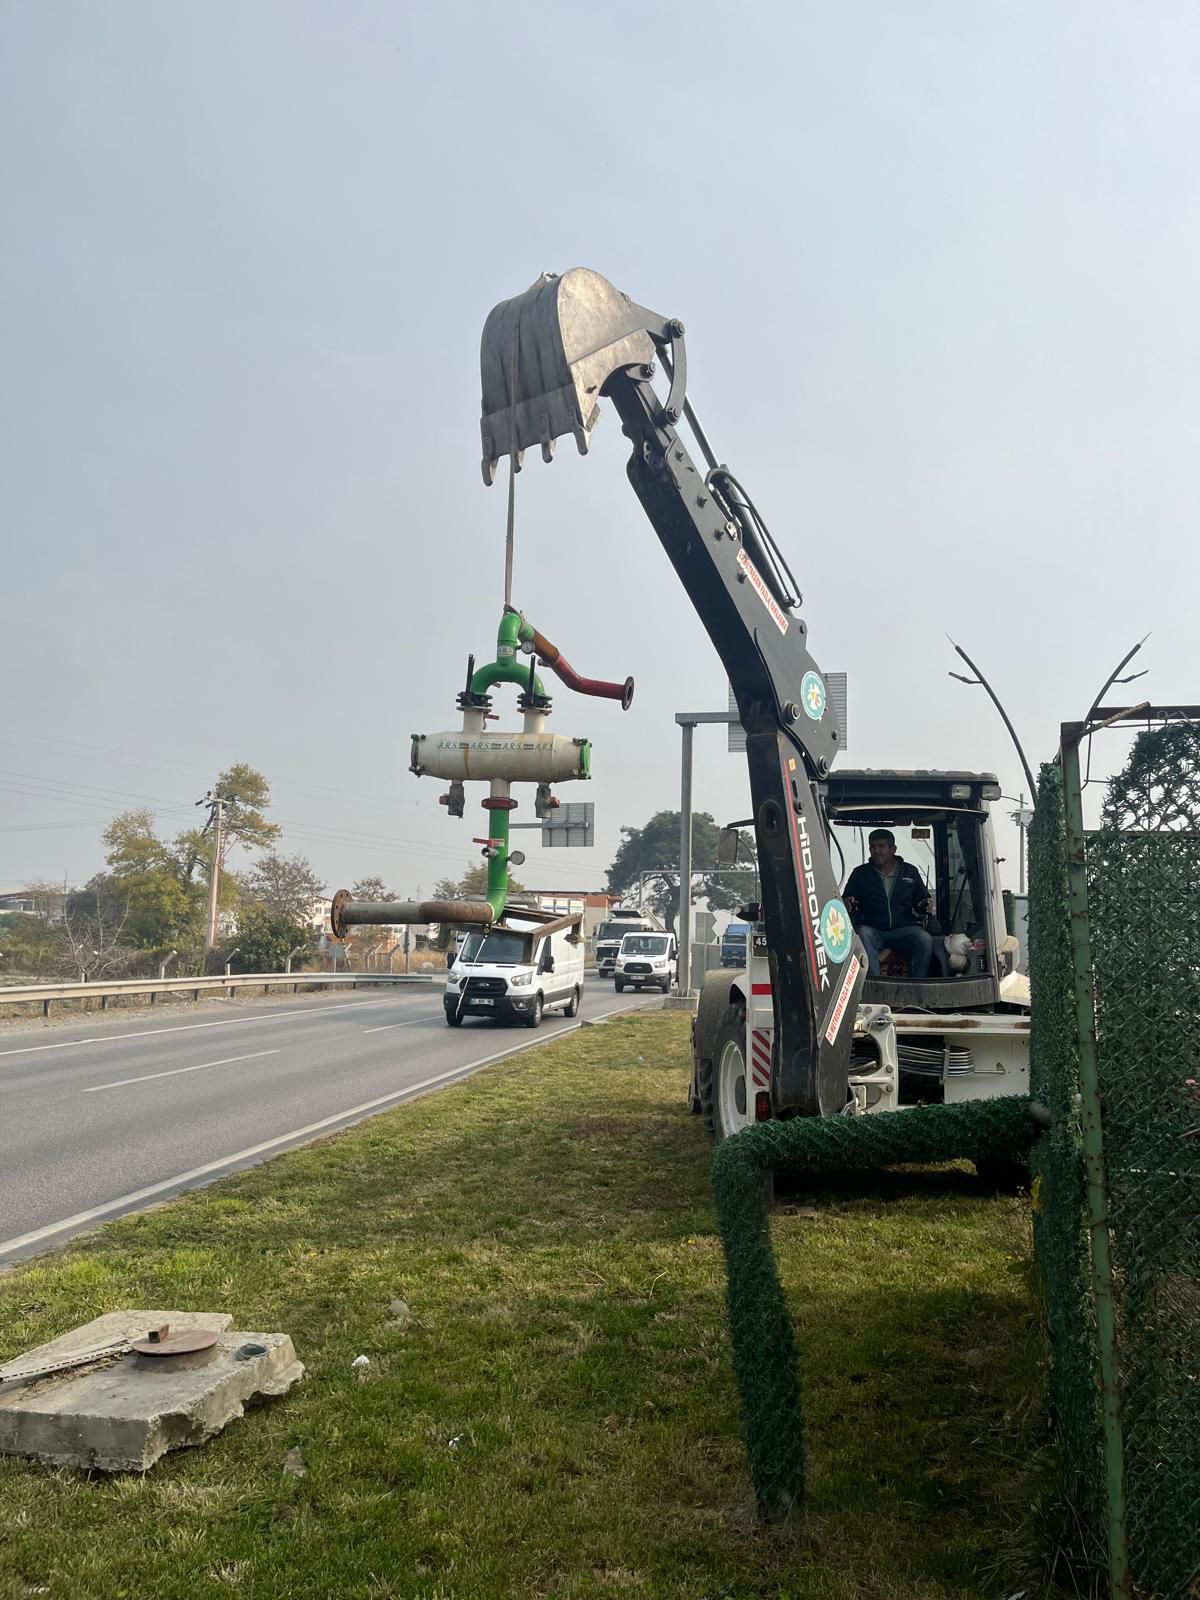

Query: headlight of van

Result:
[510,972,533,988]
[445,973,460,988]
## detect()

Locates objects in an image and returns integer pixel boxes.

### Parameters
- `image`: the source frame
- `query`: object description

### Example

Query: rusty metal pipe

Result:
[529,627,634,709]
[330,891,493,940]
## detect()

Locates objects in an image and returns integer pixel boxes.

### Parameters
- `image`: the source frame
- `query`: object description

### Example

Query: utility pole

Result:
[197,789,234,953]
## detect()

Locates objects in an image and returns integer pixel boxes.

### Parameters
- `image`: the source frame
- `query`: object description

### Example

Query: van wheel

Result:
[445,1011,463,1027]
[563,986,580,1018]
[614,979,625,993]
[525,994,543,1029]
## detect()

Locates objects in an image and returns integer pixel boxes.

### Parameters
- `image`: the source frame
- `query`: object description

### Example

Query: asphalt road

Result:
[0,980,653,1266]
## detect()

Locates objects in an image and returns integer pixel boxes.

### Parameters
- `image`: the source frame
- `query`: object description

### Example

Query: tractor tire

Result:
[698,1002,750,1144]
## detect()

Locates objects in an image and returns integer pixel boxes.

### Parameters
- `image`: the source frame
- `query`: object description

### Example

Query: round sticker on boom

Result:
[819,898,853,964]
[801,671,826,720]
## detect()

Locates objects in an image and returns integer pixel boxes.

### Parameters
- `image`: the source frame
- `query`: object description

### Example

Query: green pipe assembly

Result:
[330,608,632,938]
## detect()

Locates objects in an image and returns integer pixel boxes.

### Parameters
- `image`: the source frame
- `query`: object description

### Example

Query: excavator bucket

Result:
[479,268,659,485]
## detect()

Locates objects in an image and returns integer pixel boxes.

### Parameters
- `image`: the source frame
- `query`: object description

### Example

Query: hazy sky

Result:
[3,2,1197,902]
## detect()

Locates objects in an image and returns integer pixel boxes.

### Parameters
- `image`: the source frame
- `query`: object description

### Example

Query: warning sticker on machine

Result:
[736,549,789,634]
[824,954,862,1044]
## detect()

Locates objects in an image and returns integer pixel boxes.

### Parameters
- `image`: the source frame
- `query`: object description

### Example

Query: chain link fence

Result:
[711,1095,1039,1520]
[1030,719,1200,1598]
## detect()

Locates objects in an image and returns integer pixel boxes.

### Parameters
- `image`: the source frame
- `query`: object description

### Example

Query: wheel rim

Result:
[717,1037,749,1135]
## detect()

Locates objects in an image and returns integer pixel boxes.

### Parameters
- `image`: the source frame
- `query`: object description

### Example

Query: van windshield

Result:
[622,935,669,955]
[459,931,531,966]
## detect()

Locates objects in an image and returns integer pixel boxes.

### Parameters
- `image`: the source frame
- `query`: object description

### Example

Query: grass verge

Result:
[0,1012,1057,1600]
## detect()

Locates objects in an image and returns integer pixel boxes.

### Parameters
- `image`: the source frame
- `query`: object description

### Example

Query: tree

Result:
[103,810,206,949]
[59,876,131,981]
[98,765,282,954]
[242,853,325,923]
[351,875,392,903]
[606,811,757,933]
[177,764,282,889]
[347,876,395,962]
[206,764,282,866]
[236,905,314,974]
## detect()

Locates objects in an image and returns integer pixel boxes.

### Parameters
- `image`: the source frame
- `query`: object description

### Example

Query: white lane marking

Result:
[0,998,648,1259]
[0,993,429,1061]
[361,1016,440,1035]
[83,1050,281,1093]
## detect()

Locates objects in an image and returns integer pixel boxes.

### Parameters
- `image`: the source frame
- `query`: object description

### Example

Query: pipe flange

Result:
[330,888,352,940]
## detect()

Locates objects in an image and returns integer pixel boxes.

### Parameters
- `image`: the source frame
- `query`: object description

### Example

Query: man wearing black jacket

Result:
[844,828,934,978]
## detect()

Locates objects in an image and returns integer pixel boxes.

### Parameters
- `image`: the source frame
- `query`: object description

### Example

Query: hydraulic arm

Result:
[480,268,866,1115]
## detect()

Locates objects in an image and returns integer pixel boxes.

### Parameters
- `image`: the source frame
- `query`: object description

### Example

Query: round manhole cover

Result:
[131,1328,221,1357]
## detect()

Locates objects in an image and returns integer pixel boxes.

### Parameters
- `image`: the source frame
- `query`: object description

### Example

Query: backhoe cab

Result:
[822,769,1022,1012]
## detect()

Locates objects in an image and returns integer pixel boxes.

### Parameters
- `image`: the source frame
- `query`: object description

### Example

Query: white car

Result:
[614,932,677,994]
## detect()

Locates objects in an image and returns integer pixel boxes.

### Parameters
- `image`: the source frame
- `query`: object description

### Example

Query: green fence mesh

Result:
[1031,724,1200,1597]
[1089,731,1200,1598]
[1028,761,1106,1557]
[711,1096,1039,1521]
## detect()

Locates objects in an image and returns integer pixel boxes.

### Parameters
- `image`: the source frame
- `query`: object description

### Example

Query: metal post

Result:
[1018,792,1026,896]
[1060,723,1131,1599]
[679,720,694,994]
[948,641,1037,799]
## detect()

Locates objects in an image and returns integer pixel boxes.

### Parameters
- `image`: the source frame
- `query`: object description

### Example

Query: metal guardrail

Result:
[0,972,436,1017]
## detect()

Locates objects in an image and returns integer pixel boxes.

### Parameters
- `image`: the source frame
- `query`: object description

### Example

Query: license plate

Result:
[470,998,495,1007]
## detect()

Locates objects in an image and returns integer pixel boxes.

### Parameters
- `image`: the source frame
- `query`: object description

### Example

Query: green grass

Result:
[0,1013,1058,1600]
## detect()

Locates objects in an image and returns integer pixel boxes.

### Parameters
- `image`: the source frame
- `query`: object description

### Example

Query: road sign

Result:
[541,802,594,848]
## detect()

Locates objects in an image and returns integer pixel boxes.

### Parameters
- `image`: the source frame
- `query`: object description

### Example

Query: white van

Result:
[614,930,677,993]
[444,915,585,1028]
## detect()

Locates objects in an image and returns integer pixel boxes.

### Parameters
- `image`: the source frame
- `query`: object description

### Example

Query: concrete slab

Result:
[0,1310,303,1472]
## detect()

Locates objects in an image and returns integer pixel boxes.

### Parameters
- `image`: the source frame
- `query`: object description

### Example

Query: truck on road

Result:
[594,907,666,978]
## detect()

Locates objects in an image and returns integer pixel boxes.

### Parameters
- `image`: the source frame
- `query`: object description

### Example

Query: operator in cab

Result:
[844,828,933,979]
